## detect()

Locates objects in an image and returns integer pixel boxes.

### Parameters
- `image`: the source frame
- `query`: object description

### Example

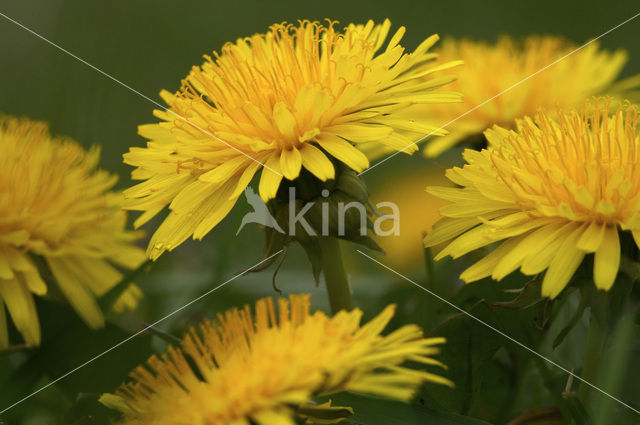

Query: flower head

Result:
[123,19,461,260]
[424,99,640,298]
[100,294,451,425]
[370,167,453,271]
[422,36,636,157]
[0,117,145,347]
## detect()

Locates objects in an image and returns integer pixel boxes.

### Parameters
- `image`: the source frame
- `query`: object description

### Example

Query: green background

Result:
[0,1,639,424]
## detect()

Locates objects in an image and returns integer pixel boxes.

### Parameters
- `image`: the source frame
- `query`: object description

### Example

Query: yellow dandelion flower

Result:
[0,117,146,347]
[100,294,452,425]
[369,167,453,271]
[421,35,637,157]
[424,99,640,298]
[123,19,461,260]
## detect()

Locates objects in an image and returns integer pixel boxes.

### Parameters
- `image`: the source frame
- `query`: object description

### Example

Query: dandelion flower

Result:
[424,99,640,298]
[0,117,146,347]
[421,36,637,157]
[123,19,461,260]
[100,294,452,425]
[370,167,453,271]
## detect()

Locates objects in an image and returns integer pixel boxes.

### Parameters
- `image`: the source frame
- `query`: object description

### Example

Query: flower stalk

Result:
[578,312,606,405]
[319,237,354,313]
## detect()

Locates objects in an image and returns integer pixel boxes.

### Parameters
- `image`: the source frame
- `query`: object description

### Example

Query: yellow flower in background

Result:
[424,99,640,298]
[421,35,638,157]
[370,167,453,271]
[0,117,145,348]
[123,19,462,260]
[100,294,452,425]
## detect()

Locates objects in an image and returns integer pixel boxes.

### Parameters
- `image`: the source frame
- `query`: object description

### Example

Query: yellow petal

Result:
[460,236,524,283]
[493,222,565,280]
[170,180,218,214]
[0,277,40,346]
[593,226,620,291]
[229,160,262,200]
[576,221,606,252]
[47,258,104,329]
[521,223,576,275]
[199,156,250,183]
[316,134,369,172]
[193,180,239,239]
[279,148,302,180]
[325,124,393,143]
[0,252,14,280]
[0,230,30,246]
[252,409,296,425]
[300,144,335,181]
[424,216,482,247]
[273,102,297,141]
[61,257,122,297]
[0,300,7,349]
[632,229,640,250]
[541,226,586,298]
[22,271,48,296]
[258,154,284,201]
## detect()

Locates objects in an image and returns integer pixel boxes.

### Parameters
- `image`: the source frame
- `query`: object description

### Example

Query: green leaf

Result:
[563,394,594,425]
[65,393,118,425]
[297,403,354,423]
[491,278,544,310]
[0,298,152,410]
[551,294,587,350]
[592,316,637,425]
[532,357,593,425]
[419,301,505,417]
[99,259,153,311]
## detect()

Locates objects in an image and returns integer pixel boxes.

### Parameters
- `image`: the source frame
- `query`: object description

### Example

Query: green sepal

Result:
[491,278,544,310]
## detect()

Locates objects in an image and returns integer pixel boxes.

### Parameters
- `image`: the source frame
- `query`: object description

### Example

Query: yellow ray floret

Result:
[424,99,640,298]
[100,294,452,425]
[421,36,638,157]
[123,19,462,260]
[0,117,146,348]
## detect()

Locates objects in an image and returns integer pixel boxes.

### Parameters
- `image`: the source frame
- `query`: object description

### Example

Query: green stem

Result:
[318,237,354,314]
[577,313,605,405]
[422,245,437,329]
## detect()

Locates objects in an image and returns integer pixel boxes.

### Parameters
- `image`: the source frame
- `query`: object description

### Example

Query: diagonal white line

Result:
[359,10,640,176]
[356,250,640,415]
[0,11,283,177]
[0,250,283,415]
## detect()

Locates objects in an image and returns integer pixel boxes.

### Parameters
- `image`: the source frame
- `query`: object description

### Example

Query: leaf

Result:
[0,298,152,410]
[592,316,637,425]
[504,407,564,425]
[492,278,544,310]
[532,357,593,425]
[419,301,506,417]
[532,299,553,330]
[297,402,354,423]
[327,392,495,425]
[551,295,587,350]
[99,259,153,311]
[298,237,323,286]
[65,393,118,425]
[563,394,593,425]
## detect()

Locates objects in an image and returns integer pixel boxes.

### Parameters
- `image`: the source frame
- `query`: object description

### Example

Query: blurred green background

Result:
[0,1,639,424]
